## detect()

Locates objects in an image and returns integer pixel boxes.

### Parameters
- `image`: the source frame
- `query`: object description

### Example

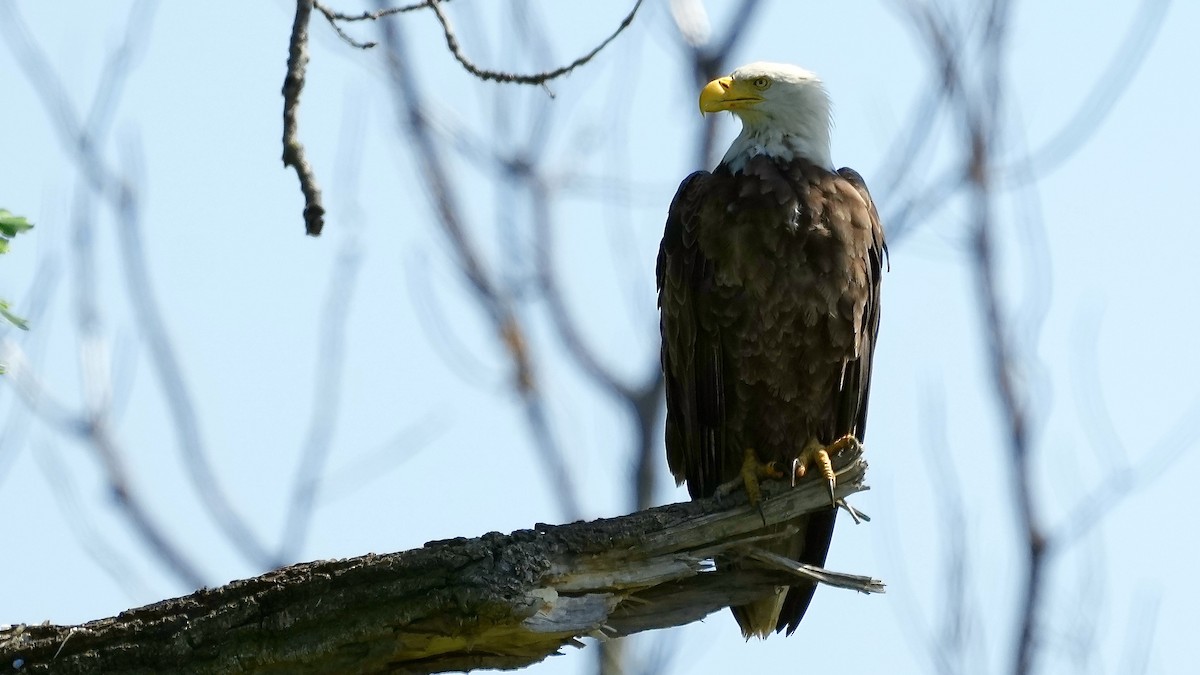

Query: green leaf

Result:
[0,209,32,335]
[0,209,34,239]
[0,299,28,330]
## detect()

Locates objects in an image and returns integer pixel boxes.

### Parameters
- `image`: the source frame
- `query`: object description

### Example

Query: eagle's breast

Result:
[696,156,868,448]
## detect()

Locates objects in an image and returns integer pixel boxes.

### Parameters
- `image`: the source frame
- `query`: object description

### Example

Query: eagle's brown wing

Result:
[775,166,886,635]
[657,170,728,499]
[832,167,887,443]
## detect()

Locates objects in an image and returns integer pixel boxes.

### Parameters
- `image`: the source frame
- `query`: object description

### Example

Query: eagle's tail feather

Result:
[728,508,837,637]
[732,590,789,639]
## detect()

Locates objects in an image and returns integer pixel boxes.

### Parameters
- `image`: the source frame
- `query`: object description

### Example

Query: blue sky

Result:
[2,2,1198,674]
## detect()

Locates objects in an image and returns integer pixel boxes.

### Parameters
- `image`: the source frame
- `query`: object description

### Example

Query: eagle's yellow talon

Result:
[795,435,861,506]
[740,450,763,508]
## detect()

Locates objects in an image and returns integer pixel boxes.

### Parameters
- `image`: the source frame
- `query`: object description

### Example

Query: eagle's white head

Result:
[700,62,833,172]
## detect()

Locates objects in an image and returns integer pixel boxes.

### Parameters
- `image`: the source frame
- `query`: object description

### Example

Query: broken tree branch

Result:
[2,447,878,675]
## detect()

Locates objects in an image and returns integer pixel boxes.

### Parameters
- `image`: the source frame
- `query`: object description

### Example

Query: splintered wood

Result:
[2,444,881,675]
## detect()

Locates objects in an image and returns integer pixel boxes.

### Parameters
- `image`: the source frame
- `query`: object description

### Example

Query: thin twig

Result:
[428,0,643,86]
[317,0,450,21]
[283,0,326,235]
[311,0,458,48]
[312,1,377,49]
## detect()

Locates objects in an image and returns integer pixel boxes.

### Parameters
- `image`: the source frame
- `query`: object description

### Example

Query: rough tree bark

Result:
[1,446,879,674]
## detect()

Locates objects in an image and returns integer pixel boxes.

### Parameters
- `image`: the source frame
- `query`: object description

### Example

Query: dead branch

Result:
[314,0,459,49]
[1,447,878,675]
[426,0,642,86]
[283,0,326,236]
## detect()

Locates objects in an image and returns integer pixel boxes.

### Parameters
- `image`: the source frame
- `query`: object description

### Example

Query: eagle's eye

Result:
[752,77,771,90]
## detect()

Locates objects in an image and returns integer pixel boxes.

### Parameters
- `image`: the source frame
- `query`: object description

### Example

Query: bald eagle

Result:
[657,62,885,638]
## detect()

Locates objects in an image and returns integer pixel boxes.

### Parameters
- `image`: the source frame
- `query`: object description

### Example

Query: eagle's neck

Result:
[721,109,833,173]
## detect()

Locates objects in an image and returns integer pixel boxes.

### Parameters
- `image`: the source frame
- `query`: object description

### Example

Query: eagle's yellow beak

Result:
[699,76,764,114]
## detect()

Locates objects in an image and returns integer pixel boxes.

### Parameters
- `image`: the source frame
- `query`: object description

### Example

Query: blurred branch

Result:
[375,4,582,520]
[0,257,60,488]
[671,0,765,168]
[518,135,666,523]
[404,250,499,388]
[69,418,209,589]
[1,1,275,571]
[278,94,370,560]
[892,3,1183,674]
[884,0,1169,243]
[277,235,363,561]
[1,344,207,589]
[317,411,446,504]
[897,2,1051,674]
[1003,0,1170,184]
[920,385,977,675]
[34,441,154,600]
[0,341,81,433]
[2,448,876,675]
[522,162,654,675]
[529,177,634,401]
[1118,591,1161,675]
[283,0,327,235]
[958,4,1047,672]
[1053,387,1200,548]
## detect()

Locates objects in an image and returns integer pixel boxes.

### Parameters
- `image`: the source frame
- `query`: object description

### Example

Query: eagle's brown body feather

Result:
[658,154,885,636]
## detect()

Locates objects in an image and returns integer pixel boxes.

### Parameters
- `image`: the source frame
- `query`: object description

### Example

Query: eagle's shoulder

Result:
[658,170,711,282]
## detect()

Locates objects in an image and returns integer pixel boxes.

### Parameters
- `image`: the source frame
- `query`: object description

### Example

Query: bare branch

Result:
[278,97,370,560]
[1052,390,1200,548]
[311,0,461,48]
[33,441,154,601]
[1118,592,1161,675]
[899,3,1053,674]
[529,177,635,401]
[375,4,582,520]
[277,236,364,560]
[2,448,876,674]
[0,341,82,434]
[955,3,1051,671]
[312,1,378,49]
[3,346,208,589]
[84,418,210,588]
[318,0,452,22]
[283,0,327,236]
[427,0,643,87]
[0,261,62,488]
[1003,0,1170,184]
[671,0,764,168]
[1,2,276,570]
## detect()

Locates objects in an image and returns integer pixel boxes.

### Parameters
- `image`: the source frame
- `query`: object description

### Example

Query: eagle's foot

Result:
[793,435,859,505]
[715,449,784,520]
